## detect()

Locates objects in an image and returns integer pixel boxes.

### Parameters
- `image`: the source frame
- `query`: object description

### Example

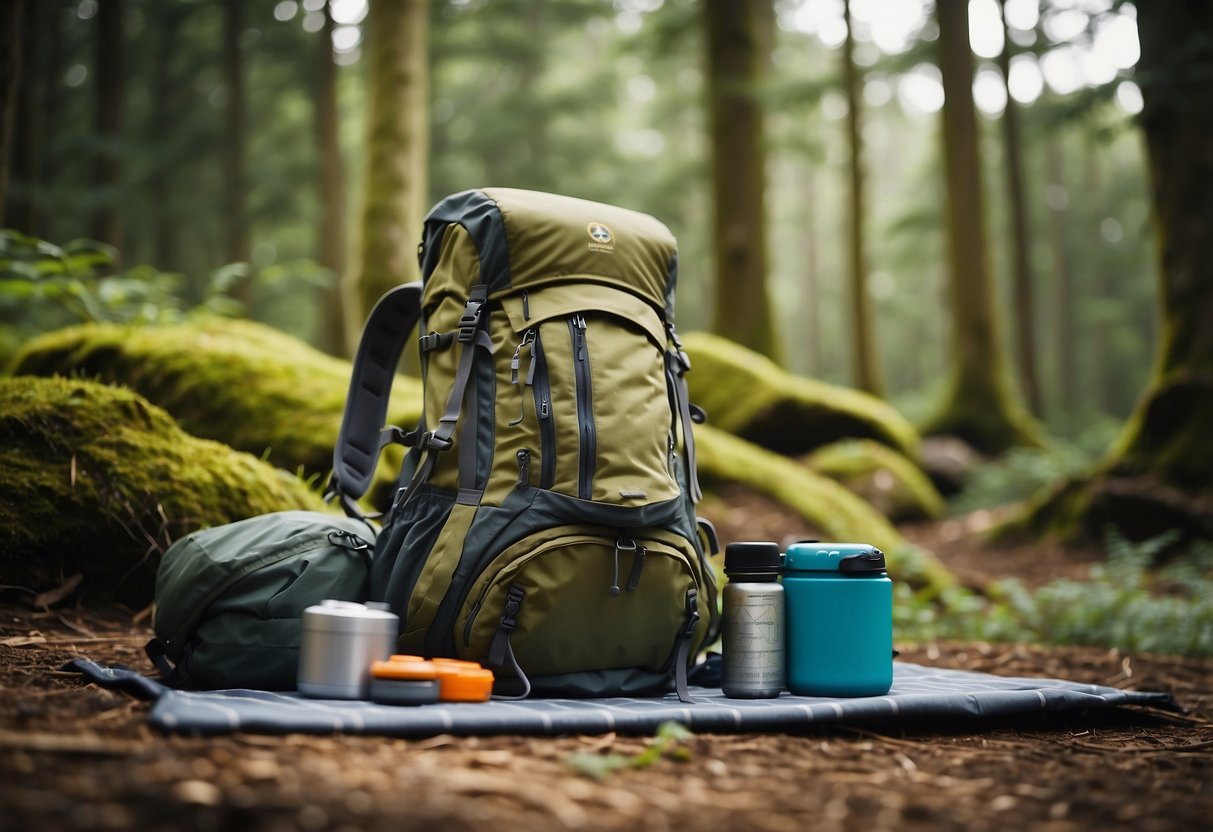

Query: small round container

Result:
[783,543,893,697]
[370,657,441,706]
[298,600,398,699]
[432,659,494,702]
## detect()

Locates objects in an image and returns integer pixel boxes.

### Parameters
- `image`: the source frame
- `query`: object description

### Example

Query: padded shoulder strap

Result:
[329,282,423,508]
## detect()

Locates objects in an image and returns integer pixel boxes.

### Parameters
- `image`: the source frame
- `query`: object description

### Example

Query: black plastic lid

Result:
[724,541,782,580]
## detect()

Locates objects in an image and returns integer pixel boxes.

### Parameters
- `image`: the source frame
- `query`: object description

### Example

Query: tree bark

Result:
[0,0,25,227]
[91,0,124,249]
[842,0,883,396]
[342,0,429,350]
[1017,2,1213,543]
[996,0,1042,416]
[1045,135,1077,424]
[705,0,779,361]
[316,0,347,355]
[148,4,185,272]
[221,0,250,273]
[1108,1,1213,492]
[923,0,1040,454]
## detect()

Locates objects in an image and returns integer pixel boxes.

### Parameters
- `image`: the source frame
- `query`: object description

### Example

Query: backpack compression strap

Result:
[328,282,423,517]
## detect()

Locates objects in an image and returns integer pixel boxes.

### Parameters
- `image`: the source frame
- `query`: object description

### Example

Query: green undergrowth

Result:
[564,721,692,779]
[896,530,1213,657]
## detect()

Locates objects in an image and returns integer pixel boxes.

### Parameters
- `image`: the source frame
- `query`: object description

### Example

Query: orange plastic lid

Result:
[371,657,438,681]
[435,663,494,702]
[390,654,425,663]
[431,658,481,669]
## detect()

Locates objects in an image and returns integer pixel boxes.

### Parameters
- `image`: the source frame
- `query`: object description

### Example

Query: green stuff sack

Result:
[146,510,375,690]
[329,189,719,700]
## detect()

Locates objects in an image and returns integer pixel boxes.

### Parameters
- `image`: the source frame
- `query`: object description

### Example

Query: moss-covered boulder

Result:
[804,439,946,522]
[0,376,324,600]
[11,319,423,497]
[694,423,954,591]
[682,331,920,459]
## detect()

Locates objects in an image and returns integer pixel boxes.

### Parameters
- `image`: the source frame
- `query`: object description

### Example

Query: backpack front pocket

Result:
[456,527,700,678]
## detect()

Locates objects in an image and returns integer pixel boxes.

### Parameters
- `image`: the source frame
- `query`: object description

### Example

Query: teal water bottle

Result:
[783,543,893,697]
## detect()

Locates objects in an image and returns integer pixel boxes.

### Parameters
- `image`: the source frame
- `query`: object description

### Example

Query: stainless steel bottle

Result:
[721,541,785,698]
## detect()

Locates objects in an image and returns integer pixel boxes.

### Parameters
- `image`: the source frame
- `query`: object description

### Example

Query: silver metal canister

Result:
[721,541,785,698]
[298,600,398,699]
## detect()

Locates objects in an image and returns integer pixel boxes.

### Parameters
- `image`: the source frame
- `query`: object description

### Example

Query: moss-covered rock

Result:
[694,423,954,591]
[681,331,920,459]
[11,319,423,497]
[0,376,324,600]
[803,439,946,522]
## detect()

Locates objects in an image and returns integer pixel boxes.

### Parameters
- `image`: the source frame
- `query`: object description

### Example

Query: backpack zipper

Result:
[530,332,556,488]
[569,314,596,500]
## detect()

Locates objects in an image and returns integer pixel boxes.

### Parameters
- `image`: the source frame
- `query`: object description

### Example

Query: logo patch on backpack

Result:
[587,222,615,253]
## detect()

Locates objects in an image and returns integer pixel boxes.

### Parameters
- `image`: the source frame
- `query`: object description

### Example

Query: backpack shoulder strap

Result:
[328,282,423,515]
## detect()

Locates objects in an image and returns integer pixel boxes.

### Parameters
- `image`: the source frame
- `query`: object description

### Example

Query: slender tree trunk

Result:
[0,0,25,226]
[1082,139,1116,416]
[801,162,822,377]
[923,0,1041,453]
[7,0,38,232]
[841,0,882,395]
[1045,135,1077,423]
[316,0,347,355]
[996,0,1041,416]
[705,0,779,361]
[148,5,184,271]
[342,0,429,350]
[91,0,124,248]
[221,0,250,274]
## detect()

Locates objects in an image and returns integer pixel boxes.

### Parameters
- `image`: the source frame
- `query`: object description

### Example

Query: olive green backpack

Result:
[328,188,719,700]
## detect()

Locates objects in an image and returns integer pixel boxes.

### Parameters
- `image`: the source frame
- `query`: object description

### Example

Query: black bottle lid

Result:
[723,541,782,580]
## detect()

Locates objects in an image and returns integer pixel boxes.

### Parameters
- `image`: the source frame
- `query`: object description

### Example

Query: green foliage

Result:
[896,530,1213,657]
[564,721,693,779]
[951,419,1122,513]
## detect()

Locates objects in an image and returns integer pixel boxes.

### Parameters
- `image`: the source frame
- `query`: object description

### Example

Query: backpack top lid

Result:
[420,188,679,318]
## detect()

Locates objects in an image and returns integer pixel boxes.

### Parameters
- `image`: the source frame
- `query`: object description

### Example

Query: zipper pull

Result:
[573,314,587,360]
[516,448,530,486]
[610,538,636,597]
[510,344,522,385]
[625,546,647,591]
[539,396,550,419]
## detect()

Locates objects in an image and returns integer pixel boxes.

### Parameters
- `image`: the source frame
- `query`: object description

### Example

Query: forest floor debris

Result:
[0,514,1209,832]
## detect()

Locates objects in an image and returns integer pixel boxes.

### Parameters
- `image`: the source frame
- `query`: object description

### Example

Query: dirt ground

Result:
[1,510,1210,832]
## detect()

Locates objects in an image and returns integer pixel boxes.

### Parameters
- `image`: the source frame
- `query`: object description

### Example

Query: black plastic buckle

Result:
[419,431,453,452]
[457,299,485,342]
[681,588,700,639]
[419,331,453,353]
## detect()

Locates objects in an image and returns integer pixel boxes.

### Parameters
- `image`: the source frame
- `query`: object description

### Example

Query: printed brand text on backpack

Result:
[328,188,719,700]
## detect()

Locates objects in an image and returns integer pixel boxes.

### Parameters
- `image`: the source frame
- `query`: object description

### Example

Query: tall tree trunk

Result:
[316,0,347,355]
[923,0,1041,454]
[1108,2,1213,492]
[705,0,779,361]
[996,0,1042,416]
[148,4,184,272]
[1021,2,1213,542]
[342,0,429,350]
[221,0,250,275]
[1044,135,1077,424]
[91,0,124,248]
[801,162,822,378]
[1082,136,1115,416]
[7,0,37,232]
[0,0,23,226]
[841,0,882,395]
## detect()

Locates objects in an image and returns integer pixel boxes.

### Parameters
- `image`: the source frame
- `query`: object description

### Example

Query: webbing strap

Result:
[673,587,700,704]
[328,282,423,514]
[667,352,703,503]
